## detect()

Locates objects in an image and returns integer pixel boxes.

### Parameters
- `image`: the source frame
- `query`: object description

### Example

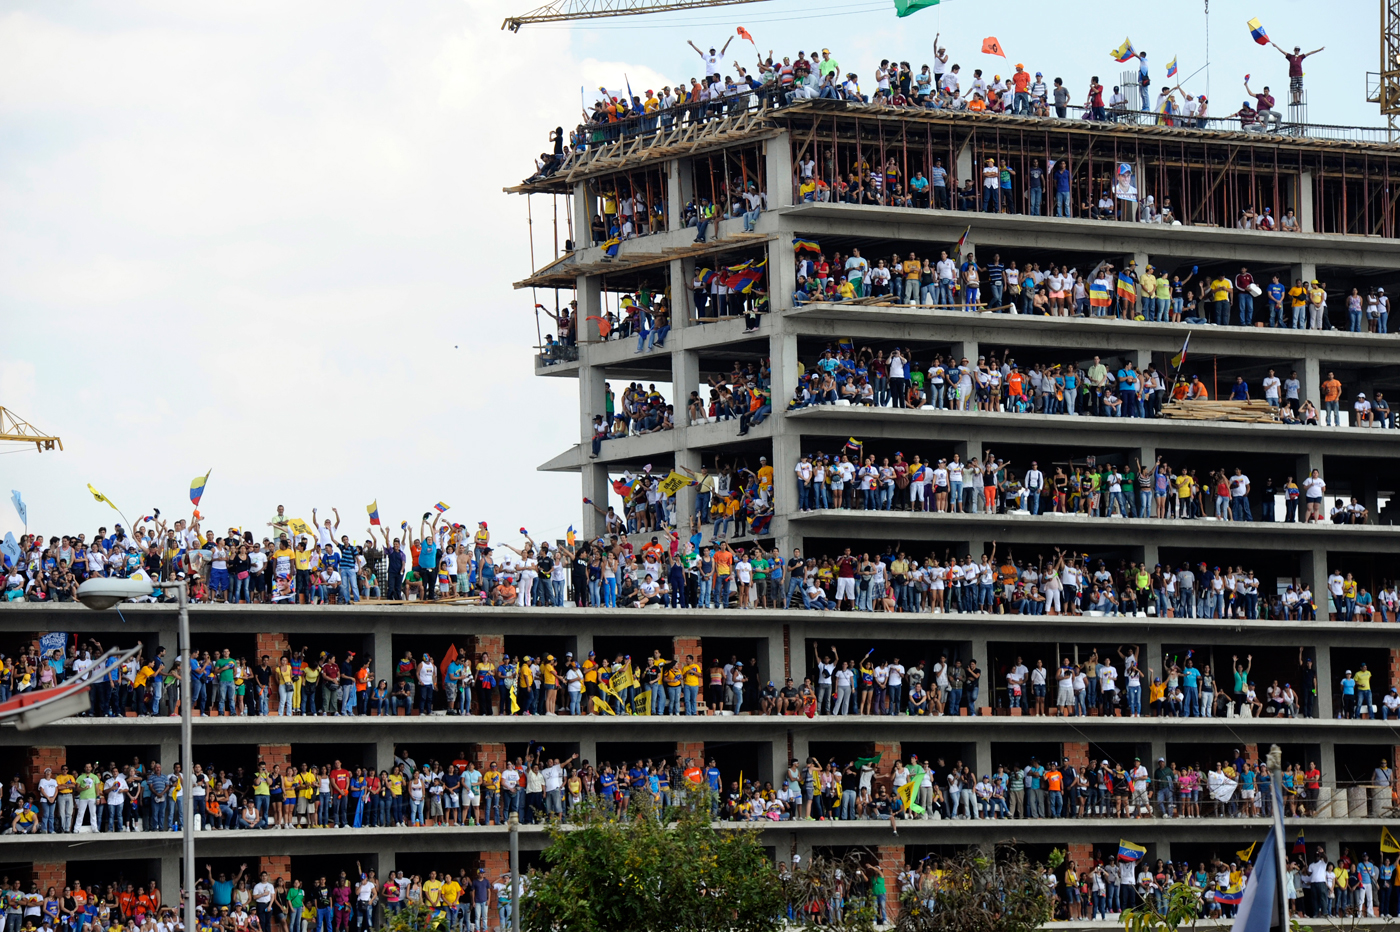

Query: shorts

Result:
[467,794,480,807]
[1290,76,1303,90]
[210,567,230,589]
[1033,684,1046,697]
[296,797,310,815]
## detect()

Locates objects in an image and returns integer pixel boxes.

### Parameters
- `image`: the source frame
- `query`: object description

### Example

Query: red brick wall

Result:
[471,636,504,661]
[256,633,289,657]
[873,742,901,790]
[259,856,292,881]
[673,637,702,661]
[1063,742,1089,770]
[259,745,292,772]
[782,625,791,679]
[1066,843,1094,872]
[1391,649,1399,693]
[479,851,510,881]
[676,742,705,765]
[876,846,904,918]
[33,862,66,893]
[27,747,64,789]
[474,743,507,772]
[1244,745,1260,766]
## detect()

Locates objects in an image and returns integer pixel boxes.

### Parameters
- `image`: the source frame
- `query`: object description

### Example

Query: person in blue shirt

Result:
[1267,275,1287,327]
[1182,661,1201,717]
[1053,163,1072,217]
[1340,671,1358,718]
[1230,377,1250,401]
[599,765,619,815]
[1117,363,1141,417]
[417,514,440,600]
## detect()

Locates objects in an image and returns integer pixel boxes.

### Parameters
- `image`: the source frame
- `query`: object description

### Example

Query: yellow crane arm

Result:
[0,406,62,452]
[504,0,768,30]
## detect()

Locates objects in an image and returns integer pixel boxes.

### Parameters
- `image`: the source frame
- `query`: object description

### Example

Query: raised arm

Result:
[333,508,341,531]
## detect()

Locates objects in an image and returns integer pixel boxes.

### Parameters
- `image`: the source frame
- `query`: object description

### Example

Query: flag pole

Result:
[1267,744,1290,932]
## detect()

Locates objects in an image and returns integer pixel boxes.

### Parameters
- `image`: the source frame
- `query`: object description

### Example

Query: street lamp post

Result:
[77,576,194,932]
[508,811,521,932]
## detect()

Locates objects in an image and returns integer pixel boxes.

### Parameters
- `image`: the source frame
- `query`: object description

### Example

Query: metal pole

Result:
[176,581,195,932]
[1267,744,1290,932]
[509,811,521,932]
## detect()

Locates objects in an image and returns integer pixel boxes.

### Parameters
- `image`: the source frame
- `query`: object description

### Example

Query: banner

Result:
[1,532,19,567]
[658,471,694,497]
[10,490,25,527]
[40,632,67,655]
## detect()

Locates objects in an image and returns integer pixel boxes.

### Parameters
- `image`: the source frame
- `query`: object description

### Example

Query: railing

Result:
[538,93,1395,182]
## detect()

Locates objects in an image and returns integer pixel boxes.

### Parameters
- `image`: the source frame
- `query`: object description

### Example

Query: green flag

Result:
[894,0,939,17]
[853,755,883,770]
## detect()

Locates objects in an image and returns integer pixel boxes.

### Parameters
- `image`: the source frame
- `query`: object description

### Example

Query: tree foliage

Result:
[893,847,1054,932]
[781,850,879,932]
[521,791,784,932]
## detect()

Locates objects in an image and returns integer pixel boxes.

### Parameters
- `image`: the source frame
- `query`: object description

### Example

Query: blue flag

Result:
[1,532,19,568]
[1230,826,1279,932]
[10,490,25,527]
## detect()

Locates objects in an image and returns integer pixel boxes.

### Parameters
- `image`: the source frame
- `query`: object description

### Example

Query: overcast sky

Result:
[0,0,1373,544]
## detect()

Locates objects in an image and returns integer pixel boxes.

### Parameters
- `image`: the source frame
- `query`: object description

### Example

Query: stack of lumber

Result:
[1161,399,1281,423]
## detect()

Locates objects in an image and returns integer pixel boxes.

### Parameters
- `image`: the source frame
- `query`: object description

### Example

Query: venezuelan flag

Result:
[1116,273,1137,303]
[1117,840,1147,862]
[1247,17,1269,46]
[434,501,450,513]
[1111,37,1136,62]
[845,437,862,451]
[1215,889,1244,906]
[566,526,576,546]
[189,470,211,506]
[792,236,821,254]
[1171,332,1191,369]
[1166,56,1178,78]
[698,268,716,286]
[1089,281,1112,308]
[1291,829,1306,854]
[955,224,971,253]
[367,501,381,526]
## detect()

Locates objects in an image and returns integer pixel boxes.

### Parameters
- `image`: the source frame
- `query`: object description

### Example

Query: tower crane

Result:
[504,0,769,31]
[0,406,62,452]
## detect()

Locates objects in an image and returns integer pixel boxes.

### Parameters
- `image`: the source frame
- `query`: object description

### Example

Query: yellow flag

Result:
[1382,827,1400,854]
[509,686,520,714]
[88,484,119,511]
[612,663,637,692]
[658,470,693,497]
[897,778,922,814]
[286,518,315,540]
[1236,841,1258,862]
[590,695,616,715]
[631,690,652,716]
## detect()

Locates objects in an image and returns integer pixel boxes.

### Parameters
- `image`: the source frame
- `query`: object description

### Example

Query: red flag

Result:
[439,643,458,679]
[981,36,1005,57]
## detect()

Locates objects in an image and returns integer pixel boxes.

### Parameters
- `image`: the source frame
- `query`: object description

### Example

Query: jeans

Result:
[1029,187,1042,215]
[339,567,358,603]
[683,684,698,715]
[219,681,236,714]
[1231,496,1253,522]
[1126,684,1141,715]
[1055,191,1071,216]
[1238,293,1254,326]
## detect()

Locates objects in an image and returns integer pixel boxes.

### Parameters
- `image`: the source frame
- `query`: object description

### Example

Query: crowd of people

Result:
[793,249,1392,336]
[3,503,1394,619]
[551,36,1324,167]
[0,862,524,932]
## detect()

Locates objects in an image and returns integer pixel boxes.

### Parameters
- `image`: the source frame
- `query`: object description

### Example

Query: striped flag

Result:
[1166,56,1178,78]
[1117,840,1147,862]
[189,470,211,506]
[1111,37,1136,62]
[1116,273,1137,303]
[955,225,971,254]
[367,501,381,526]
[1089,281,1112,308]
[434,501,451,513]
[1215,888,1244,906]
[1171,332,1192,369]
[792,236,821,254]
[1247,17,1269,46]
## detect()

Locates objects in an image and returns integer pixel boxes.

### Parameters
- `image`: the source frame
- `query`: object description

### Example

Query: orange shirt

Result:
[1046,770,1063,792]
[1189,382,1209,399]
[1012,72,1031,92]
[714,550,734,576]
[1322,379,1342,402]
[1007,372,1024,396]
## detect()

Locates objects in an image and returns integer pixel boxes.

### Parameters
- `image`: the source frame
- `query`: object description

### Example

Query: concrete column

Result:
[666,159,684,230]
[1291,263,1317,297]
[950,341,978,368]
[1298,170,1314,233]
[376,740,395,774]
[1302,545,1331,624]
[573,181,591,250]
[1298,355,1322,410]
[974,736,993,777]
[373,622,394,709]
[574,632,594,661]
[161,857,181,904]
[764,627,789,693]
[576,736,597,768]
[764,132,794,209]
[968,639,992,715]
[160,736,179,773]
[955,137,974,194]
[376,850,397,877]
[674,349,701,422]
[769,238,797,311]
[670,257,696,326]
[759,734,787,788]
[770,328,801,556]
[1128,252,1150,277]
[1314,635,1334,720]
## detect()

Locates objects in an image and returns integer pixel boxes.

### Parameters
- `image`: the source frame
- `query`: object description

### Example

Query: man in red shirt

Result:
[835,548,858,610]
[1271,41,1324,105]
[330,760,352,827]
[1234,266,1256,326]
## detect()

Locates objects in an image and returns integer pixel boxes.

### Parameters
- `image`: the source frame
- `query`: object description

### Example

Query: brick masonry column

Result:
[673,637,702,660]
[259,745,293,773]
[471,636,505,660]
[1244,745,1260,767]
[676,742,705,765]
[256,633,290,657]
[1066,844,1094,872]
[479,850,511,882]
[874,742,901,791]
[876,846,904,919]
[474,743,508,772]
[1063,742,1089,770]
[260,856,293,881]
[33,862,66,891]
[27,747,65,789]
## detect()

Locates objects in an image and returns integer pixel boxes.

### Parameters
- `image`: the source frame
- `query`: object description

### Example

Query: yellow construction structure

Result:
[0,406,62,452]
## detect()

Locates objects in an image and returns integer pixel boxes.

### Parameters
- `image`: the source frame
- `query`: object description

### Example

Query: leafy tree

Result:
[781,850,879,932]
[1120,882,1203,932]
[894,847,1054,932]
[521,790,784,932]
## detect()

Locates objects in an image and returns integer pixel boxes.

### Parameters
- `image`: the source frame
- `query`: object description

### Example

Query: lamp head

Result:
[77,574,157,610]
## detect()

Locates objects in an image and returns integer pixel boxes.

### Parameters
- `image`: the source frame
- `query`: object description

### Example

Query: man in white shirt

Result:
[252,873,276,930]
[1228,469,1252,521]
[886,659,905,714]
